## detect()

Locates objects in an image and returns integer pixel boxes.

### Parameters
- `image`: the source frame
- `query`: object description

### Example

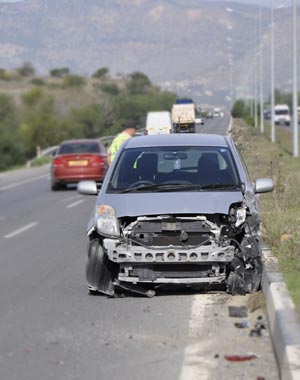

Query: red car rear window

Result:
[59,142,101,155]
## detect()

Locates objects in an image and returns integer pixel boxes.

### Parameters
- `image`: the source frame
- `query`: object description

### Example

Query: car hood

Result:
[97,191,244,218]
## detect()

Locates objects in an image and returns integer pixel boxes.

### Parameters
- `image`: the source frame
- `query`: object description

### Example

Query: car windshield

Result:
[59,142,100,155]
[107,146,241,193]
[275,110,289,115]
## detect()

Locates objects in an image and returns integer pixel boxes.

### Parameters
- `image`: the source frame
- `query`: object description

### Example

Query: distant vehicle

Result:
[206,111,214,119]
[172,98,196,133]
[51,139,108,190]
[146,111,172,135]
[78,133,274,297]
[195,115,204,125]
[213,107,222,118]
[274,104,291,126]
[264,109,271,120]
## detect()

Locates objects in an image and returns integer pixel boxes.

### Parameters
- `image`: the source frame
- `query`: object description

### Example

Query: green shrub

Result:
[17,62,35,77]
[127,72,152,94]
[0,68,12,81]
[99,83,119,96]
[92,67,109,79]
[30,78,45,86]
[62,74,85,88]
[22,87,44,106]
[50,67,70,78]
[30,156,53,167]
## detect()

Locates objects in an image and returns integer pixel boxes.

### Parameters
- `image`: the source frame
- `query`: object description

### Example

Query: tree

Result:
[17,62,35,77]
[92,67,109,79]
[66,104,105,138]
[50,67,70,78]
[0,94,25,170]
[127,72,152,94]
[231,99,247,118]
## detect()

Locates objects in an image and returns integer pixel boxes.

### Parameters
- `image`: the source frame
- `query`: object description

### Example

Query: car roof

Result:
[60,139,101,145]
[124,133,230,149]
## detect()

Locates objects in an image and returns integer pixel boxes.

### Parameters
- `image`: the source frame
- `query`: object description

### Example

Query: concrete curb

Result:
[262,247,300,380]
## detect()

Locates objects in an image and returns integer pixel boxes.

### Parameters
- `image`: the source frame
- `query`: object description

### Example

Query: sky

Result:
[0,0,294,7]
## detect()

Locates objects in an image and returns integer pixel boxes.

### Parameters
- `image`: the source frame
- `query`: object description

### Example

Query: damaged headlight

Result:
[229,205,247,228]
[96,205,120,237]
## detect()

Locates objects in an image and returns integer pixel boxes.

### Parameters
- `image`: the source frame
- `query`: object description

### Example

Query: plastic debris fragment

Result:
[228,306,248,318]
[224,354,257,362]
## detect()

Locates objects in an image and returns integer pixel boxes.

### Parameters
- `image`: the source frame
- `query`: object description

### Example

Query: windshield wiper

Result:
[117,183,241,194]
[200,183,241,190]
[117,183,204,193]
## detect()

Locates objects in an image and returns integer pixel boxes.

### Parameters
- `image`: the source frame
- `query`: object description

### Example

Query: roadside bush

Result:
[17,62,35,77]
[0,93,15,121]
[62,74,85,88]
[99,83,119,96]
[50,67,70,78]
[30,78,45,86]
[22,87,44,106]
[0,68,12,81]
[231,99,247,118]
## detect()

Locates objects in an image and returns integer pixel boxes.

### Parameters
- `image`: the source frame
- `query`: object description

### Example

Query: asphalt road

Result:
[0,118,279,380]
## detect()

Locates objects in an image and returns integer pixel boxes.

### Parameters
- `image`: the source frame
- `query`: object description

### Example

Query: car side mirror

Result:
[77,181,99,195]
[255,178,274,194]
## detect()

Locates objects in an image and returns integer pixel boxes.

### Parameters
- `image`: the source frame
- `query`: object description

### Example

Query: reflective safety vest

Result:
[109,132,131,163]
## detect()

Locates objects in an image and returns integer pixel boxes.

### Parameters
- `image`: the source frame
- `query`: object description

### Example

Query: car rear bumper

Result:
[52,167,105,183]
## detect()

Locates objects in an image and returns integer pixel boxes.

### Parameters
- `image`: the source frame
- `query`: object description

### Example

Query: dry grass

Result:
[232,119,300,311]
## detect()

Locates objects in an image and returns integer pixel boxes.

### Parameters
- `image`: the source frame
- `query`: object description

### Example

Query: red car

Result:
[51,139,108,190]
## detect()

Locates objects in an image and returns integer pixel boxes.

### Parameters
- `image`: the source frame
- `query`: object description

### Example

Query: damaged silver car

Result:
[78,134,274,297]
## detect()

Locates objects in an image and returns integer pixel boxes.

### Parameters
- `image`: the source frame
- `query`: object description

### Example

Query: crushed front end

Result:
[101,204,262,294]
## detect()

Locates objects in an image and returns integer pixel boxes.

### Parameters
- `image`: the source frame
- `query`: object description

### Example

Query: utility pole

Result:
[270,0,275,143]
[292,0,298,157]
[259,5,264,134]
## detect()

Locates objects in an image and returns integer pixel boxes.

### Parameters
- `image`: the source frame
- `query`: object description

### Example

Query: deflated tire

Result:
[86,238,115,296]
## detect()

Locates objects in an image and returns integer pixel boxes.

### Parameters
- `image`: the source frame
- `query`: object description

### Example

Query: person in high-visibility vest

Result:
[107,121,137,164]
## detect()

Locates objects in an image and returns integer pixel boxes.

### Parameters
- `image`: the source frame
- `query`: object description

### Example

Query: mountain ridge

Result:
[0,0,299,105]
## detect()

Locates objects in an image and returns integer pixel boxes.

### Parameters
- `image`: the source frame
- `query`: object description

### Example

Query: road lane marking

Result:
[66,199,85,209]
[0,174,49,191]
[4,222,39,239]
[179,294,216,380]
[61,195,82,203]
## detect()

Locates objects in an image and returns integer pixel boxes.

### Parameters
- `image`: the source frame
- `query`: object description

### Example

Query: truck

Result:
[145,111,172,135]
[274,104,291,126]
[171,98,196,133]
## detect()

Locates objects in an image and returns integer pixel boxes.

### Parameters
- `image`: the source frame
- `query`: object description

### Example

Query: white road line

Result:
[66,199,85,209]
[61,195,82,203]
[4,222,39,239]
[0,174,49,191]
[179,295,216,380]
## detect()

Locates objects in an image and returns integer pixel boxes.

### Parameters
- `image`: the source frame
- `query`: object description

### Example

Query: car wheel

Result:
[86,238,115,296]
[51,182,60,191]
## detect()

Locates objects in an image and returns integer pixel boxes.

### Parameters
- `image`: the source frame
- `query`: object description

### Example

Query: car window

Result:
[59,142,100,155]
[107,146,240,192]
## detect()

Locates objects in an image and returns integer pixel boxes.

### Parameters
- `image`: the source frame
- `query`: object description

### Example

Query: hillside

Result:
[0,0,299,106]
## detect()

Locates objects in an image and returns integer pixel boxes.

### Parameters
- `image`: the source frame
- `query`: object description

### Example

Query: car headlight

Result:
[96,205,120,237]
[229,205,247,228]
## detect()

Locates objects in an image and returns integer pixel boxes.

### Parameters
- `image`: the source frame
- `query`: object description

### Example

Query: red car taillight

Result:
[90,156,105,167]
[53,157,64,167]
